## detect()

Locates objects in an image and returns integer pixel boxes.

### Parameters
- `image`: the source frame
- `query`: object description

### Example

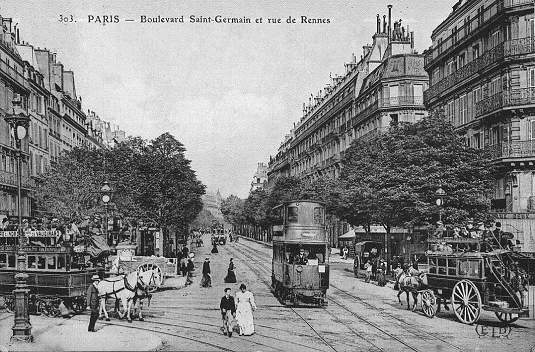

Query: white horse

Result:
[97,269,158,323]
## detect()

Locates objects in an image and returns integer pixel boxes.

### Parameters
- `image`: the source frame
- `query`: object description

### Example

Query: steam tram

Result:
[0,230,103,316]
[271,200,329,306]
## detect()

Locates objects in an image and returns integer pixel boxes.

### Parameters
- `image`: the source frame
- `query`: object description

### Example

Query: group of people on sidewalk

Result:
[363,258,387,286]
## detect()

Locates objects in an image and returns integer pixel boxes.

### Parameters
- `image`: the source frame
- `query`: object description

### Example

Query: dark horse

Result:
[397,272,426,311]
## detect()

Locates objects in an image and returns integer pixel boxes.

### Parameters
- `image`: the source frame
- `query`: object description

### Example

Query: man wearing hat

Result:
[86,274,100,332]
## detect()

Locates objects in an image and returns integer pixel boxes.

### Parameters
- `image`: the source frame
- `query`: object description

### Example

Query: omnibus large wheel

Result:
[495,312,519,324]
[421,290,437,318]
[137,263,164,293]
[451,280,482,324]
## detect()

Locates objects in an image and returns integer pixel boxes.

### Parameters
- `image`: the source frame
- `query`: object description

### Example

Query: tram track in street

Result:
[68,314,255,352]
[233,239,467,352]
[225,244,343,352]
[230,242,403,352]
[329,285,465,352]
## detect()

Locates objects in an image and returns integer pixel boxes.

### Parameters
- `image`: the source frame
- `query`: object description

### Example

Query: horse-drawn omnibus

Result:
[420,237,531,325]
[271,200,329,306]
[0,230,104,317]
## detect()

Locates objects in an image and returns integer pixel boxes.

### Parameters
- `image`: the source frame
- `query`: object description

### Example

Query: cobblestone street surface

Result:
[1,234,534,352]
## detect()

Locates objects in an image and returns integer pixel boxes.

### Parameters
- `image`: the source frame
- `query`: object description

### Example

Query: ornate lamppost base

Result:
[11,332,33,343]
[11,272,33,343]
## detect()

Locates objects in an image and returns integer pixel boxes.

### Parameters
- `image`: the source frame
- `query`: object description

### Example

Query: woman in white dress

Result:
[235,283,257,336]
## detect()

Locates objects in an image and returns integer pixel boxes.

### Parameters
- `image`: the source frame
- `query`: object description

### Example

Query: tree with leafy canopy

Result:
[337,111,496,242]
[34,133,205,233]
[221,195,246,228]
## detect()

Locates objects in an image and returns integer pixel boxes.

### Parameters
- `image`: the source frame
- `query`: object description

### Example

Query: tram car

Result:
[421,237,531,325]
[0,230,105,317]
[271,200,329,306]
[211,228,226,245]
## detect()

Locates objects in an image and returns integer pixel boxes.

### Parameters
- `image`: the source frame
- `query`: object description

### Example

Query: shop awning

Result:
[339,229,356,239]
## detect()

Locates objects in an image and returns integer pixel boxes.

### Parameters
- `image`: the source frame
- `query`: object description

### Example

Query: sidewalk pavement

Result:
[0,312,163,352]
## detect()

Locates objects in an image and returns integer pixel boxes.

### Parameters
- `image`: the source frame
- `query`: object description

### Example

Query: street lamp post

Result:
[5,97,32,342]
[100,181,112,244]
[436,187,446,223]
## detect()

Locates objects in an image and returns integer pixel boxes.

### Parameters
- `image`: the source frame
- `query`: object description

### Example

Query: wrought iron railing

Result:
[485,140,535,159]
[0,170,35,189]
[379,95,424,107]
[424,0,532,67]
[475,87,535,117]
[425,37,535,103]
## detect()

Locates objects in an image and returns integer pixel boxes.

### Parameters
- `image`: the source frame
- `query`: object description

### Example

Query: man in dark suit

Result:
[219,288,236,337]
[86,274,100,332]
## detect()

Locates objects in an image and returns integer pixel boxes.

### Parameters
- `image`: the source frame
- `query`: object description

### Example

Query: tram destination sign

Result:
[0,230,60,238]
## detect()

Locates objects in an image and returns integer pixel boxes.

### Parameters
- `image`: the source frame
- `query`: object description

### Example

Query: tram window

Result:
[28,255,37,269]
[8,254,15,268]
[437,258,446,275]
[47,256,57,270]
[58,255,66,270]
[448,258,457,275]
[0,253,6,268]
[287,207,298,223]
[313,207,324,225]
[37,256,46,270]
[468,261,480,276]
[459,260,469,276]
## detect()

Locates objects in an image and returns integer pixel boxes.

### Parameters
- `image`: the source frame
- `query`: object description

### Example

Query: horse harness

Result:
[99,271,154,300]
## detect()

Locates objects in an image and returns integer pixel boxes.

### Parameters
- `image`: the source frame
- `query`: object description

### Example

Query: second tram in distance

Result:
[271,200,329,306]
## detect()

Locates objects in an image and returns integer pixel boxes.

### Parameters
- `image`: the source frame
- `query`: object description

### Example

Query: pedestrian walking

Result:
[186,253,195,286]
[364,260,372,283]
[86,274,100,332]
[235,283,257,336]
[342,246,349,260]
[224,258,237,283]
[201,258,212,287]
[180,256,187,277]
[211,243,219,254]
[376,259,387,287]
[220,288,236,337]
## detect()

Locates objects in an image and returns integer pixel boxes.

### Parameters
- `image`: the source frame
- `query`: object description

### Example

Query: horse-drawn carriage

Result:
[109,243,176,292]
[408,237,531,325]
[0,230,105,317]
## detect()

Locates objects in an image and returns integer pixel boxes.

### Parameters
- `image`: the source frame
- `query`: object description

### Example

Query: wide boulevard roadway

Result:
[24,234,534,352]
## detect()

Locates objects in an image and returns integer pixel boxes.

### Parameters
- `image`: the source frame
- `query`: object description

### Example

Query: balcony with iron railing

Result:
[352,101,379,127]
[0,58,28,91]
[424,0,533,68]
[475,87,535,117]
[485,140,535,160]
[379,95,424,108]
[425,37,535,104]
[0,170,35,190]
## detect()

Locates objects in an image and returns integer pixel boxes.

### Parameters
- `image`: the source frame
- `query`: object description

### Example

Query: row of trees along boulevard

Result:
[34,132,205,257]
[222,112,496,270]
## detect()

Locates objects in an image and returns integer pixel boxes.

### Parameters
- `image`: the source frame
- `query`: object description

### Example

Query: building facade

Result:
[0,16,32,219]
[250,162,268,191]
[423,0,535,252]
[268,7,429,249]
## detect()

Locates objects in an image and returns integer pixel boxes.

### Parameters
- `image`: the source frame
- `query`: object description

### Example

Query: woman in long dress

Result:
[224,258,237,283]
[235,283,256,336]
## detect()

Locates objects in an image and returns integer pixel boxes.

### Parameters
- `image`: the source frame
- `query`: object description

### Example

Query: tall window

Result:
[472,44,480,60]
[529,68,535,87]
[458,53,466,68]
[459,94,468,125]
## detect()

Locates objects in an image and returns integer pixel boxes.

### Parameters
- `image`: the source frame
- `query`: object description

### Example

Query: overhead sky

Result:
[2,0,454,198]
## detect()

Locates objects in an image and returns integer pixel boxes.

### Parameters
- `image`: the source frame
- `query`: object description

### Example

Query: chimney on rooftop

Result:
[388,5,393,43]
[410,31,414,49]
[383,15,387,33]
[376,14,380,33]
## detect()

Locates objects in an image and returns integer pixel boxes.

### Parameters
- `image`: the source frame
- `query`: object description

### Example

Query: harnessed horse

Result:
[396,271,426,311]
[97,269,158,323]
